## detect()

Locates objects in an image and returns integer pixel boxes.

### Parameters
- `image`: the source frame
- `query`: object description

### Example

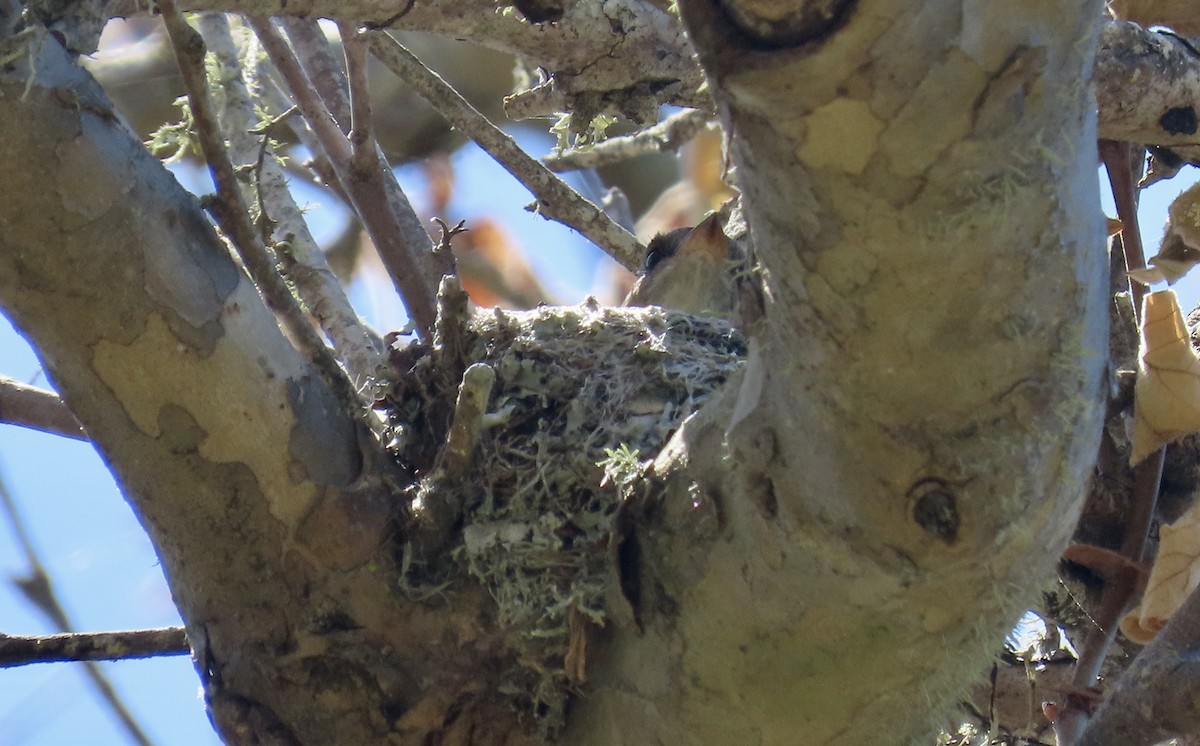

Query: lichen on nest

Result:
[377,297,745,732]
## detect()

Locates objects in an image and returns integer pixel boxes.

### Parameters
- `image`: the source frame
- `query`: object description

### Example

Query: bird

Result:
[623,213,738,319]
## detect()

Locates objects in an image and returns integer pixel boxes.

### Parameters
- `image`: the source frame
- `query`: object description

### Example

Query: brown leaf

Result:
[1122,499,1200,643]
[1169,179,1200,252]
[1131,290,1200,464]
[1130,185,1200,287]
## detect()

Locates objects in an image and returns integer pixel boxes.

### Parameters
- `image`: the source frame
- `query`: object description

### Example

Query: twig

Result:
[0,375,86,440]
[251,17,441,337]
[543,108,713,172]
[0,628,190,667]
[440,362,495,479]
[339,21,374,172]
[366,31,646,273]
[274,20,360,219]
[0,471,155,746]
[196,14,383,395]
[281,18,350,132]
[161,3,362,418]
[503,78,564,122]
[1102,140,1150,319]
[431,217,468,254]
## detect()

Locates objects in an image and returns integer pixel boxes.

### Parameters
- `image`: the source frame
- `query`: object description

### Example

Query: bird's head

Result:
[623,213,737,319]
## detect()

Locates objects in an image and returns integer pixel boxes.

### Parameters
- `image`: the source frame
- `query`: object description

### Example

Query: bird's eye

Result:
[644,248,668,272]
[642,227,689,274]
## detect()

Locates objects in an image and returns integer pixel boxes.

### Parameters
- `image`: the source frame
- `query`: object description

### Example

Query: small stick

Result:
[161,3,361,416]
[281,18,351,132]
[366,31,645,272]
[0,376,86,440]
[339,21,375,173]
[441,362,496,479]
[543,108,713,172]
[251,17,440,337]
[0,628,189,667]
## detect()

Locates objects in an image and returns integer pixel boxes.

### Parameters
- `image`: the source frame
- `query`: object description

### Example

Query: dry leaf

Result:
[1128,231,1200,285]
[1131,290,1200,464]
[1130,185,1200,286]
[1122,499,1200,643]
[1168,179,1200,252]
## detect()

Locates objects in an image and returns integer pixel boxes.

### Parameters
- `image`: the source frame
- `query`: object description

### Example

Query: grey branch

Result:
[0,628,190,667]
[0,376,86,440]
[197,14,384,395]
[543,108,714,172]
[367,32,645,273]
[144,0,707,115]
[251,17,442,337]
[162,3,362,416]
[1072,582,1200,746]
[1097,20,1200,154]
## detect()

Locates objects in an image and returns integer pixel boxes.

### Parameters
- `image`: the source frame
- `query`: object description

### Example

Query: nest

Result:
[377,296,745,733]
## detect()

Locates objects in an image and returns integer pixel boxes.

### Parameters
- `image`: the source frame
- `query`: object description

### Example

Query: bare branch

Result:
[161,4,363,416]
[0,628,190,667]
[250,17,442,335]
[1097,21,1200,149]
[367,31,645,272]
[1072,582,1200,746]
[543,108,714,173]
[339,22,374,172]
[196,14,384,393]
[0,375,85,440]
[142,0,707,117]
[503,77,564,122]
[281,18,350,132]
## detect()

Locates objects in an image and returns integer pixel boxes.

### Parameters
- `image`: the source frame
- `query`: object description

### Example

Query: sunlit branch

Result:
[0,376,86,440]
[251,16,442,337]
[161,3,363,415]
[0,628,190,667]
[197,14,383,393]
[543,108,713,173]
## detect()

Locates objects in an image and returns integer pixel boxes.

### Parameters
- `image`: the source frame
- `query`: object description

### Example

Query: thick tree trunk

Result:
[568,2,1109,743]
[0,1,1109,744]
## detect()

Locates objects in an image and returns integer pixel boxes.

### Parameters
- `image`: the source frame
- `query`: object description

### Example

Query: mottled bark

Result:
[568,2,1109,744]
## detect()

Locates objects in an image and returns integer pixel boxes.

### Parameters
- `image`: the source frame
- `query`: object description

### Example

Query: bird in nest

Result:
[623,213,739,321]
